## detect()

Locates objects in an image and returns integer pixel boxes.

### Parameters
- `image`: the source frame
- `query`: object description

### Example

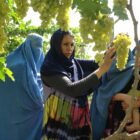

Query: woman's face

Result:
[61,34,74,58]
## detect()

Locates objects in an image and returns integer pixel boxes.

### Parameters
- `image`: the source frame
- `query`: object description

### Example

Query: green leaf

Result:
[4,68,15,81]
[0,69,5,81]
[0,57,6,64]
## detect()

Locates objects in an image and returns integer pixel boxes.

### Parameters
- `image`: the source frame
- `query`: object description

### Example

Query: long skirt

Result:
[42,91,91,140]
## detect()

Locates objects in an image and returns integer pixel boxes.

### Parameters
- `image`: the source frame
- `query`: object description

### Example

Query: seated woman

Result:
[104,53,140,137]
[90,49,135,140]
[0,33,44,140]
[113,92,140,132]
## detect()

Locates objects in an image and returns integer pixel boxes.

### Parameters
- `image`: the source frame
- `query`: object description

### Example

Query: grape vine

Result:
[0,0,131,80]
[112,33,132,70]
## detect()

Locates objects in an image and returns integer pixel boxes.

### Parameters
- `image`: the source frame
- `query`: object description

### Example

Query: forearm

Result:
[41,73,100,98]
[94,66,107,79]
[113,93,140,110]
[113,93,130,101]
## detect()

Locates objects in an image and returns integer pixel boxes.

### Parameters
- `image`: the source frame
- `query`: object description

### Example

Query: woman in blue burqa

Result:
[90,49,135,140]
[0,33,44,140]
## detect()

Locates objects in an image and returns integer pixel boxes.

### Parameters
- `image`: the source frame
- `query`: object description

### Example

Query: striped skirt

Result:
[42,91,91,140]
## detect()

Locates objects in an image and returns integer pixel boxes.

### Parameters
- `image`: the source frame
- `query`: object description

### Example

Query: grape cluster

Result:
[0,0,9,51]
[112,33,131,70]
[93,16,114,52]
[94,53,104,66]
[57,0,73,31]
[79,16,95,43]
[31,0,59,28]
[30,0,73,30]
[113,0,128,19]
[14,0,29,19]
[79,14,114,64]
[113,0,128,8]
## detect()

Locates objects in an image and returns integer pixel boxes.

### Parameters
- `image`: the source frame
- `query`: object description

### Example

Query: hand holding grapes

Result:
[101,47,116,72]
[95,47,116,79]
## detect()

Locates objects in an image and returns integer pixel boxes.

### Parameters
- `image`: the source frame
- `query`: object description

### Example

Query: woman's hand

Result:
[101,47,116,73]
[114,93,140,110]
[121,97,140,110]
[112,93,134,110]
[120,95,132,110]
[95,47,116,79]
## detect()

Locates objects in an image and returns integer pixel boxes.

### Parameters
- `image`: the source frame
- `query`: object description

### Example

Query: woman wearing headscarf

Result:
[41,29,115,140]
[0,33,44,140]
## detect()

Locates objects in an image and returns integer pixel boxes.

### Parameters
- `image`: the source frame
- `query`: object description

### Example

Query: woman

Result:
[0,33,44,140]
[112,92,140,132]
[41,29,115,139]
[90,49,136,140]
[103,49,140,137]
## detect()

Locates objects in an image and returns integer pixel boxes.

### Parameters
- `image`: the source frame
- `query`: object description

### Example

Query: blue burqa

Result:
[90,51,135,140]
[0,33,44,140]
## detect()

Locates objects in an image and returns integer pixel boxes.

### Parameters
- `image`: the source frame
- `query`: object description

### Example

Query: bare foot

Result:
[126,124,140,132]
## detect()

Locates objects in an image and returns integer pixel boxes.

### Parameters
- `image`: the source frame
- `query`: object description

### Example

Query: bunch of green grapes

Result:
[94,52,104,66]
[93,15,114,65]
[79,15,114,48]
[30,0,59,28]
[41,0,59,28]
[112,33,131,70]
[14,0,29,18]
[30,0,47,24]
[92,16,114,65]
[79,16,95,43]
[95,15,114,34]
[93,37,108,51]
[30,0,45,12]
[113,0,128,9]
[113,0,128,19]
[0,27,8,54]
[57,0,73,31]
[0,0,9,51]
[93,15,114,51]
[31,0,73,30]
[0,0,10,24]
[79,14,114,65]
